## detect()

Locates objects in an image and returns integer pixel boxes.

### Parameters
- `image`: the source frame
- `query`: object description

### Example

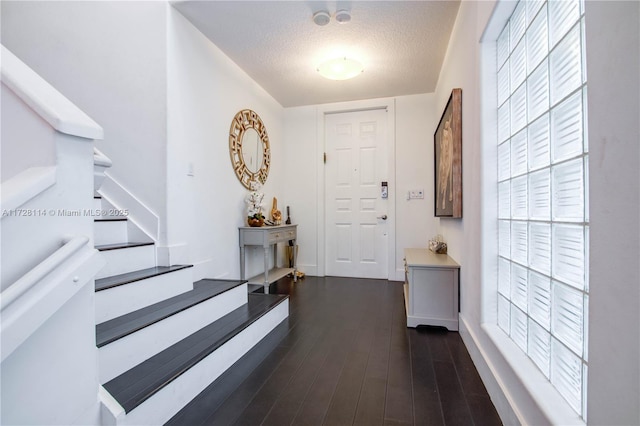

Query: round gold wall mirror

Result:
[229,109,271,189]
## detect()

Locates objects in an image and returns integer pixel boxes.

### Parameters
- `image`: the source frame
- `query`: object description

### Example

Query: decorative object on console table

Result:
[247,216,264,227]
[245,181,265,227]
[434,88,462,218]
[270,197,282,225]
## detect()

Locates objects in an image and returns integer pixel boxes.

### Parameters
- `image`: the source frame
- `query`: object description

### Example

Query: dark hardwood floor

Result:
[167,276,502,426]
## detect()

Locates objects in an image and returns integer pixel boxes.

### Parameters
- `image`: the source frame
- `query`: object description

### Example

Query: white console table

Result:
[404,248,460,330]
[239,224,297,293]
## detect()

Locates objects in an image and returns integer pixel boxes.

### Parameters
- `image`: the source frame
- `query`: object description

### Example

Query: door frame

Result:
[316,98,396,279]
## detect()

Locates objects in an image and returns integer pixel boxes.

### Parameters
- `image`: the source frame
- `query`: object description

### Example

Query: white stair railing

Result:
[1,44,103,288]
[1,236,89,311]
[0,43,106,426]
[0,235,105,363]
[1,45,103,141]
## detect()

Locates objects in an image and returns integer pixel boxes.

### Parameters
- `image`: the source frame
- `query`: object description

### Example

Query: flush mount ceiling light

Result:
[317,57,364,80]
[313,10,330,26]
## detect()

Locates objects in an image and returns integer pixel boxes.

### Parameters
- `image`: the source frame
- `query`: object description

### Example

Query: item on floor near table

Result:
[289,270,305,279]
[428,234,448,254]
[286,245,298,268]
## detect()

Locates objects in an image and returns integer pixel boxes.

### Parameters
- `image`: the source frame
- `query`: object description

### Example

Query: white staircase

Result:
[93,195,289,425]
[0,43,289,426]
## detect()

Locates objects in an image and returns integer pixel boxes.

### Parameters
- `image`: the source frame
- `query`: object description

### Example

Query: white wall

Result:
[395,94,439,275]
[435,1,640,425]
[282,106,319,275]
[0,85,56,182]
[584,2,639,424]
[432,0,489,324]
[167,7,286,280]
[1,1,169,242]
[282,94,437,280]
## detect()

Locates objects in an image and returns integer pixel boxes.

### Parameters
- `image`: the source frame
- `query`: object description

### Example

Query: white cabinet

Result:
[403,248,460,331]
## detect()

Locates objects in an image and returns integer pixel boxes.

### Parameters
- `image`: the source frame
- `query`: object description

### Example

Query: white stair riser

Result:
[94,220,128,246]
[104,299,288,426]
[93,197,112,218]
[98,284,248,383]
[96,246,155,279]
[95,268,194,323]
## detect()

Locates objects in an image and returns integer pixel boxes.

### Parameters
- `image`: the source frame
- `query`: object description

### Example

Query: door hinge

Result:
[324,152,327,164]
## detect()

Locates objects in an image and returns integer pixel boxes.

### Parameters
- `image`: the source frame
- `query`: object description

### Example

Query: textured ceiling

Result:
[171,1,461,107]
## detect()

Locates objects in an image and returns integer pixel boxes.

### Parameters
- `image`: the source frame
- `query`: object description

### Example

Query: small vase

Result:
[248,217,264,227]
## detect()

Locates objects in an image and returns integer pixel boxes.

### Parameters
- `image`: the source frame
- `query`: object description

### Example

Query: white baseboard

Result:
[393,267,405,282]
[211,271,231,280]
[191,258,216,281]
[156,243,189,267]
[296,263,317,277]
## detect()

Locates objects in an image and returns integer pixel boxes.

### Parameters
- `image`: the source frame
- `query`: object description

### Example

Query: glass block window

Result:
[496,0,588,419]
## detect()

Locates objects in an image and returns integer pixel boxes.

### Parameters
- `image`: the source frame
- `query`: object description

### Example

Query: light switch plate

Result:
[409,190,424,199]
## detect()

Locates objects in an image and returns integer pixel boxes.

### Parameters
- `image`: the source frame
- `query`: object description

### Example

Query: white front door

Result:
[325,108,389,279]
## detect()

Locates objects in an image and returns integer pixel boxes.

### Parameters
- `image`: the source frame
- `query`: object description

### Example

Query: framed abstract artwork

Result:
[434,88,462,218]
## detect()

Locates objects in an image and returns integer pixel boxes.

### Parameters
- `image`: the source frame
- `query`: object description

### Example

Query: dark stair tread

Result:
[95,217,127,222]
[96,242,154,251]
[165,320,290,426]
[96,279,246,347]
[103,293,288,413]
[96,265,193,292]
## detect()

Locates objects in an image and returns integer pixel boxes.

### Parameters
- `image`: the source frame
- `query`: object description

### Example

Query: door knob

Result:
[377,214,388,220]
